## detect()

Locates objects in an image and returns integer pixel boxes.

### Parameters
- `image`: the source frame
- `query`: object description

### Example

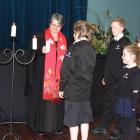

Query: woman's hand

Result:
[102,78,106,86]
[42,46,48,53]
[59,55,64,61]
[59,91,64,99]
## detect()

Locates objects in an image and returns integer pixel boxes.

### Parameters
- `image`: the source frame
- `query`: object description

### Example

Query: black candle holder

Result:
[0,37,36,140]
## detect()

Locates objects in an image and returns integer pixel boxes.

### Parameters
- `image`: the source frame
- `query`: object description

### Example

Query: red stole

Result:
[43,28,67,102]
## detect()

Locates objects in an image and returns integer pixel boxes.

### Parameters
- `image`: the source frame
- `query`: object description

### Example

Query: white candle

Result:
[11,22,16,37]
[32,35,37,50]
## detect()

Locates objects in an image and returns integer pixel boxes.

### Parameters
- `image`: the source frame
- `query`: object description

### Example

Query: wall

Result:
[87,0,140,42]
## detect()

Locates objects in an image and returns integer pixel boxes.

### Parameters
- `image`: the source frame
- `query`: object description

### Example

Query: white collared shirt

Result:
[114,33,124,41]
[73,37,88,44]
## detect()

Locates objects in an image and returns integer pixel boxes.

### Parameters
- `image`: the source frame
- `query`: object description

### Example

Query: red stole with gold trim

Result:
[43,28,67,102]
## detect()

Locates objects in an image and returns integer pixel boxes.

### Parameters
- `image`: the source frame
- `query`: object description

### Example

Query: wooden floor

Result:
[0,119,140,140]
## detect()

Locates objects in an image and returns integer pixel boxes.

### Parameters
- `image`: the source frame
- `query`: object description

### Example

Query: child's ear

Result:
[74,31,80,40]
[131,54,136,62]
[76,31,80,38]
[121,26,124,32]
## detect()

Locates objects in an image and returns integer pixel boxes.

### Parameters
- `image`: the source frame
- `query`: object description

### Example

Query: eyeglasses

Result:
[51,23,61,28]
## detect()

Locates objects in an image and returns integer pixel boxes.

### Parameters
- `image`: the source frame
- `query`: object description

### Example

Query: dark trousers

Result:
[44,100,64,132]
[118,117,136,140]
[100,87,116,129]
[55,100,64,131]
[136,113,140,128]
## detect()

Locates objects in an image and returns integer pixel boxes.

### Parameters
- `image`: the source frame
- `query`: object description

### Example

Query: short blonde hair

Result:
[112,17,125,27]
[124,44,140,69]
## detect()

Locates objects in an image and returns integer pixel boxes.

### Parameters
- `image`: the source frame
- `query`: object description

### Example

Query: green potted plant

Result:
[90,9,112,55]
[91,25,112,55]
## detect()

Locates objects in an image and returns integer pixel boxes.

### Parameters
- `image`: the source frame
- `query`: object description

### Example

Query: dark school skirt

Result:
[64,100,93,127]
[116,98,136,117]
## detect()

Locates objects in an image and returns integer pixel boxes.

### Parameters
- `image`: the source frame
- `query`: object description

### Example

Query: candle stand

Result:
[0,25,36,140]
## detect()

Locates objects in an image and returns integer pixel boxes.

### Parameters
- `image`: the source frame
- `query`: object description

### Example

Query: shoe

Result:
[110,134,122,140]
[92,127,107,134]
[137,126,140,131]
[110,129,121,140]
[37,132,44,136]
[54,130,64,135]
[39,133,43,136]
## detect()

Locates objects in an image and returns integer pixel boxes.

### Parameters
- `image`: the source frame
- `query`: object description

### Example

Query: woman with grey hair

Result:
[28,13,67,135]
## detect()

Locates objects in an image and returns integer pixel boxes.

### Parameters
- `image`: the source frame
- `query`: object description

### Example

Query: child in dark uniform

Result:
[136,104,140,131]
[110,43,140,140]
[59,20,96,140]
[92,17,131,135]
[136,43,140,132]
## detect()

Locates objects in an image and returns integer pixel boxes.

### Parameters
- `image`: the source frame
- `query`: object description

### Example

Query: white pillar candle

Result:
[11,22,16,37]
[32,35,37,50]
